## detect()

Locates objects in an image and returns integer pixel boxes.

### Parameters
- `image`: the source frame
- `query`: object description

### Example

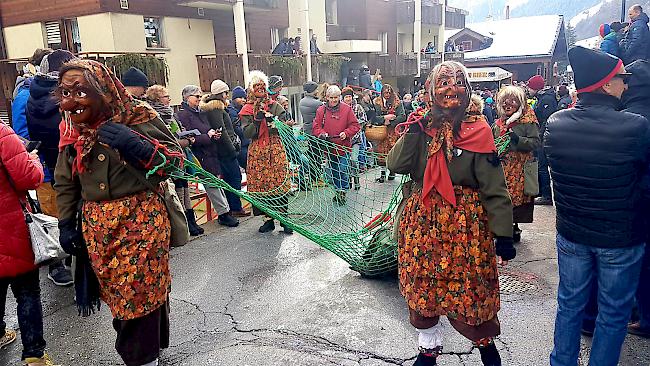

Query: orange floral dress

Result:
[398,125,500,326]
[246,134,291,195]
[376,128,400,165]
[82,190,171,320]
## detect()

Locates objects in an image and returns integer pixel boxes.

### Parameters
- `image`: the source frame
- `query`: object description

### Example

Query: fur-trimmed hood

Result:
[200,95,227,112]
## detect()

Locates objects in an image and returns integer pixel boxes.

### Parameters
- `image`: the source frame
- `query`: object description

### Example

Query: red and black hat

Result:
[569,46,630,93]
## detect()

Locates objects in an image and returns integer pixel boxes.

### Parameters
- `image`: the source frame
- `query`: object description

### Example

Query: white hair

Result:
[326,85,341,97]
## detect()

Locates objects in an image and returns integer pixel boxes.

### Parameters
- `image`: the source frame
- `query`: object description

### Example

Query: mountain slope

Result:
[448,0,601,22]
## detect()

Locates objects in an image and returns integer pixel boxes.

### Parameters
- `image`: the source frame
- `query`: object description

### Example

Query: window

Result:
[44,21,63,49]
[379,32,388,54]
[326,0,338,25]
[397,33,410,53]
[65,18,82,53]
[44,19,82,52]
[144,17,164,48]
[271,28,287,51]
[461,40,472,51]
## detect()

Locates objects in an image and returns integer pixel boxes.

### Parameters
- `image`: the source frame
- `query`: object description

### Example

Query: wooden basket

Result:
[365,125,388,142]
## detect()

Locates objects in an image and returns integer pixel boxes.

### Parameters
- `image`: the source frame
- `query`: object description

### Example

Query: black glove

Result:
[59,218,82,256]
[408,121,422,134]
[495,236,516,261]
[98,122,155,168]
[255,111,266,121]
[508,131,520,144]
[265,114,275,123]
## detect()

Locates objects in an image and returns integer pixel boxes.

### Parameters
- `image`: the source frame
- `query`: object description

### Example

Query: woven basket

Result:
[365,125,388,142]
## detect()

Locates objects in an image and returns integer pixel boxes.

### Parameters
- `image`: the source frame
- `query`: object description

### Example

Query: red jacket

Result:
[312,102,360,156]
[0,123,44,278]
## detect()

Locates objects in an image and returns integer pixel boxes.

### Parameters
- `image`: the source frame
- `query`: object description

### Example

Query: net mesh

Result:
[153,119,403,277]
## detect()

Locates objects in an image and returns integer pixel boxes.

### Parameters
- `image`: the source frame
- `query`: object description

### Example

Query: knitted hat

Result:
[210,79,229,95]
[569,46,628,93]
[121,67,149,87]
[40,49,75,74]
[527,75,545,91]
[231,86,246,99]
[599,23,611,38]
[246,70,268,90]
[269,75,283,90]
[303,81,319,94]
[610,22,628,32]
[341,87,354,97]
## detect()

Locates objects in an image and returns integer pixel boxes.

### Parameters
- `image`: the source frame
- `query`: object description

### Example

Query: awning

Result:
[467,67,513,82]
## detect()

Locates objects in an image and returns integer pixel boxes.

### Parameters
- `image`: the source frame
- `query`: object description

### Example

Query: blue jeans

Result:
[0,269,46,360]
[219,157,243,212]
[551,234,645,366]
[326,153,350,191]
[637,248,650,328]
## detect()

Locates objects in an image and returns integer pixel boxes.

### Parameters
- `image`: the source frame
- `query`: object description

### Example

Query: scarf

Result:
[495,106,537,137]
[239,97,275,147]
[399,108,496,207]
[61,60,158,175]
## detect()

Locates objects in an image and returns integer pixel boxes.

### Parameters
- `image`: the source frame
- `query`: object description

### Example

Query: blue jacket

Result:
[227,102,249,148]
[600,31,620,57]
[11,79,31,139]
[26,75,60,180]
[620,12,650,64]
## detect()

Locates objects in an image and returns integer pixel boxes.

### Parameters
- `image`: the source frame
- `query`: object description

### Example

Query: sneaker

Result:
[534,197,553,206]
[218,214,239,227]
[258,219,275,233]
[47,264,73,287]
[628,322,650,338]
[0,329,17,350]
[24,353,60,366]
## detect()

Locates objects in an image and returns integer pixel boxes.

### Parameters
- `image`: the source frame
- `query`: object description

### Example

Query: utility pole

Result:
[621,0,627,22]
[302,0,312,81]
[233,0,250,84]
[414,0,422,78]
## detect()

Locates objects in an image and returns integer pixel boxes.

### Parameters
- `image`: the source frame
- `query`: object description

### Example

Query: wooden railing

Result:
[196,54,347,90]
[367,53,419,77]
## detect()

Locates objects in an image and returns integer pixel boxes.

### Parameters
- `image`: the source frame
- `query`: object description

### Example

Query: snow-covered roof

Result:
[445,15,564,61]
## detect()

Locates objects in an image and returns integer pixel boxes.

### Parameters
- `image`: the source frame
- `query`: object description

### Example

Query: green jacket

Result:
[54,117,181,221]
[492,120,540,153]
[372,100,407,127]
[242,102,287,140]
[387,131,513,237]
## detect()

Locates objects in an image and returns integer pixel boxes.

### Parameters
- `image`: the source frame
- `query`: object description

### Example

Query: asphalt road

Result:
[2,203,649,365]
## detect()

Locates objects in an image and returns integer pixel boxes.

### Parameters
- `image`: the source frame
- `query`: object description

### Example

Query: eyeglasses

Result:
[613,74,631,84]
[190,94,202,99]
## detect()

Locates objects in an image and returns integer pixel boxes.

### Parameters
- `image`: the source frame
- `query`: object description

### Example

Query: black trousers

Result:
[113,301,170,366]
[0,269,46,360]
[220,157,243,212]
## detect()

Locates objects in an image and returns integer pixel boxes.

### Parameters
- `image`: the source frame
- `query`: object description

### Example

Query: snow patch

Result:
[570,0,614,27]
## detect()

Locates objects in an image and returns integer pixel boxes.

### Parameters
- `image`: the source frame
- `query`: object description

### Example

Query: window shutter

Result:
[44,21,62,46]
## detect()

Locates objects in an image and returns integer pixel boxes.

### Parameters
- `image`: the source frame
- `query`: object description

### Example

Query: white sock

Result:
[141,359,158,366]
[417,324,443,350]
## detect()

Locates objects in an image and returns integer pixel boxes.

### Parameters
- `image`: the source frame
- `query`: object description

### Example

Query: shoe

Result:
[218,213,239,227]
[413,353,437,366]
[375,171,386,183]
[47,264,73,287]
[478,342,502,366]
[24,353,60,366]
[280,223,294,235]
[353,177,361,190]
[230,209,251,218]
[185,209,204,236]
[387,172,396,181]
[258,219,275,233]
[534,197,553,206]
[0,329,17,349]
[513,224,522,243]
[628,322,650,338]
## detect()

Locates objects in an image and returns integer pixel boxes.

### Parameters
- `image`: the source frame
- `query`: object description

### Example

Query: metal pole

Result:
[622,0,627,23]
[303,0,312,81]
[441,1,446,63]
[233,0,250,84]
[414,0,422,78]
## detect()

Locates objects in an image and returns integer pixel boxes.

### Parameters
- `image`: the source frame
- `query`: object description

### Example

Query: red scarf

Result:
[58,119,80,152]
[239,100,275,147]
[422,115,495,207]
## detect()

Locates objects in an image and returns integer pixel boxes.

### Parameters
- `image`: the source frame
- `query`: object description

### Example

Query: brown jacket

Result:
[54,117,181,221]
[387,131,513,237]
[242,102,287,140]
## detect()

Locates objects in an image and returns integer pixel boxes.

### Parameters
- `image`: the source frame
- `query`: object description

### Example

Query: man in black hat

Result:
[546,46,650,366]
[121,67,149,99]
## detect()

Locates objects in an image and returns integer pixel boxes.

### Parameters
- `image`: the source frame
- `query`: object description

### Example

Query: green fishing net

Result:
[153,119,404,277]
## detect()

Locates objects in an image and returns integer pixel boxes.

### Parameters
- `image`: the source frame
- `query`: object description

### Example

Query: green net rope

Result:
[152,119,404,277]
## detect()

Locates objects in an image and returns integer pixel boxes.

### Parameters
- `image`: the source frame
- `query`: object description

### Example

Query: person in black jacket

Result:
[200,80,248,217]
[527,75,557,205]
[227,86,250,169]
[547,46,650,366]
[620,5,650,65]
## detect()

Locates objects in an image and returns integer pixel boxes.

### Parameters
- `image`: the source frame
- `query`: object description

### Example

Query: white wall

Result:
[77,13,116,52]
[3,23,45,58]
[288,0,326,42]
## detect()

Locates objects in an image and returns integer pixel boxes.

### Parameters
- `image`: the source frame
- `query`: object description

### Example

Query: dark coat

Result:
[176,102,223,176]
[620,12,650,65]
[227,102,250,148]
[482,105,495,125]
[359,70,372,89]
[544,92,650,248]
[200,97,239,159]
[25,75,60,177]
[0,124,44,278]
[557,95,573,110]
[622,60,650,121]
[299,94,323,135]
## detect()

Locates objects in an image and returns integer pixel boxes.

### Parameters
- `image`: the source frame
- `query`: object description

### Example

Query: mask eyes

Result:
[76,91,87,98]
[456,79,464,86]
[440,80,449,86]
[61,89,71,97]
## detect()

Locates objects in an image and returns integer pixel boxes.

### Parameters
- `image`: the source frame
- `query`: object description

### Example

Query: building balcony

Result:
[367,53,419,78]
[175,0,279,10]
[196,53,348,89]
[396,1,465,27]
[419,51,465,71]
[321,40,383,54]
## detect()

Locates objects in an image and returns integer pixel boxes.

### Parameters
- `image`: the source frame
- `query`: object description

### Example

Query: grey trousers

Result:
[205,186,230,216]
